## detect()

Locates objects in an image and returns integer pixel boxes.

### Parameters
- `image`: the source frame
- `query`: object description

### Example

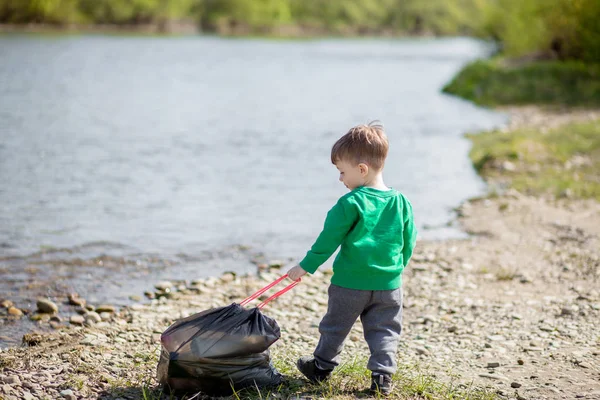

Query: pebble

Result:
[0,300,14,308]
[4,375,20,385]
[36,298,58,314]
[69,315,84,326]
[100,312,112,321]
[94,304,116,313]
[487,362,500,368]
[7,307,23,317]
[85,312,102,324]
[511,382,522,388]
[154,281,172,291]
[68,297,86,307]
[560,306,575,316]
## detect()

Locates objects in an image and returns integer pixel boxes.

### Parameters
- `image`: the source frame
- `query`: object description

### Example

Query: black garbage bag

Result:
[157,303,282,395]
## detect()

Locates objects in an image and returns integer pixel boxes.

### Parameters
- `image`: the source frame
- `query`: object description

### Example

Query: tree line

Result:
[1,0,598,61]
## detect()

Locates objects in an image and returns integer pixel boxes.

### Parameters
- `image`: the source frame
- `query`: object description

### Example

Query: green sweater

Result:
[299,187,417,290]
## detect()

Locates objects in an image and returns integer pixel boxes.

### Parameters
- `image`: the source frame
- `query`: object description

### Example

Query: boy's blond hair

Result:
[331,121,388,170]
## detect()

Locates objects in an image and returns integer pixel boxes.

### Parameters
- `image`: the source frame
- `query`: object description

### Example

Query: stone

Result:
[95,304,116,313]
[560,306,574,316]
[49,321,63,329]
[60,389,74,396]
[85,312,102,324]
[154,281,172,291]
[68,296,86,307]
[74,306,87,315]
[221,272,236,282]
[518,359,525,365]
[23,392,35,400]
[511,382,522,388]
[0,299,13,308]
[36,298,58,314]
[100,312,112,321]
[7,307,22,317]
[4,375,20,385]
[69,315,85,326]
[487,362,500,368]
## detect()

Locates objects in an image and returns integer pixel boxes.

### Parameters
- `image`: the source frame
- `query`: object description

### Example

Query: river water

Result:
[0,35,506,346]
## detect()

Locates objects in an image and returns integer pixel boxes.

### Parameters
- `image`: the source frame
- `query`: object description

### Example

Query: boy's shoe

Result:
[370,373,393,396]
[296,356,332,383]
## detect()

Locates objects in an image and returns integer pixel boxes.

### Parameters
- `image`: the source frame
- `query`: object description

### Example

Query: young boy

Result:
[287,121,417,395]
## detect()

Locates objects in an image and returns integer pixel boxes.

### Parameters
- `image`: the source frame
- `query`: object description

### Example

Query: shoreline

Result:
[0,22,438,39]
[1,107,599,399]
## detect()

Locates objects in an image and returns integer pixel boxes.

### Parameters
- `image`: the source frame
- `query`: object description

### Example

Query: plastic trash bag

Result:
[157,302,282,395]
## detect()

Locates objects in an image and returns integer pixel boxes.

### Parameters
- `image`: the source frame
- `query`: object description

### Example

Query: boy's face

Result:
[335,160,367,190]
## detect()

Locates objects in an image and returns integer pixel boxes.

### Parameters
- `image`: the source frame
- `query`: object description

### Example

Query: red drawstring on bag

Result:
[240,274,300,309]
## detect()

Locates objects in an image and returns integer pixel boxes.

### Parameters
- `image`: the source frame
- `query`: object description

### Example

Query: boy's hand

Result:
[287,265,307,281]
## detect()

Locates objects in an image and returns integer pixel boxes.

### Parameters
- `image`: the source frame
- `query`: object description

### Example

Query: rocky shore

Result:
[1,108,599,400]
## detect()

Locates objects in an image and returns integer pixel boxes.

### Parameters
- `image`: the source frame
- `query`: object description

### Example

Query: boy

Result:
[287,121,417,395]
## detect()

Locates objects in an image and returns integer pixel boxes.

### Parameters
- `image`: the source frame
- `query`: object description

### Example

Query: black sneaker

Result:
[370,373,392,395]
[296,356,332,383]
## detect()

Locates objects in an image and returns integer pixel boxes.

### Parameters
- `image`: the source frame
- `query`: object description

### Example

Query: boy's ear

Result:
[358,163,369,176]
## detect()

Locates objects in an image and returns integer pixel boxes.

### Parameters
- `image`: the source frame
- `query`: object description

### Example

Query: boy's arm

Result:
[402,199,417,266]
[297,199,357,275]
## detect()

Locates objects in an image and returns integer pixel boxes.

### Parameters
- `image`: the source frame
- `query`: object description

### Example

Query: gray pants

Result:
[313,284,403,375]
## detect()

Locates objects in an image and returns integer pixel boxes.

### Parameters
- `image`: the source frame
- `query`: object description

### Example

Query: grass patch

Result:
[467,121,600,200]
[442,58,600,107]
[495,268,517,281]
[128,352,497,399]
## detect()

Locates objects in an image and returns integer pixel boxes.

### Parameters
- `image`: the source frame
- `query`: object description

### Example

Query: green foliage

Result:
[0,0,598,62]
[0,0,489,35]
[480,0,600,62]
[0,0,199,25]
[468,121,600,200]
[443,59,600,106]
[202,0,292,31]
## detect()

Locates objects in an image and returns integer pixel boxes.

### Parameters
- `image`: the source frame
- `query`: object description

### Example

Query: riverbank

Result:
[442,59,600,107]
[1,107,599,399]
[0,22,428,38]
[467,106,600,200]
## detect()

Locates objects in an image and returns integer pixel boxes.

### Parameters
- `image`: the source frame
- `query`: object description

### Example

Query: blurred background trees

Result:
[0,0,598,61]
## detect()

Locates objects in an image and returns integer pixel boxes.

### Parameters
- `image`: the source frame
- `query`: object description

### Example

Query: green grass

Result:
[148,354,496,400]
[467,121,600,200]
[129,351,497,399]
[443,58,600,107]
